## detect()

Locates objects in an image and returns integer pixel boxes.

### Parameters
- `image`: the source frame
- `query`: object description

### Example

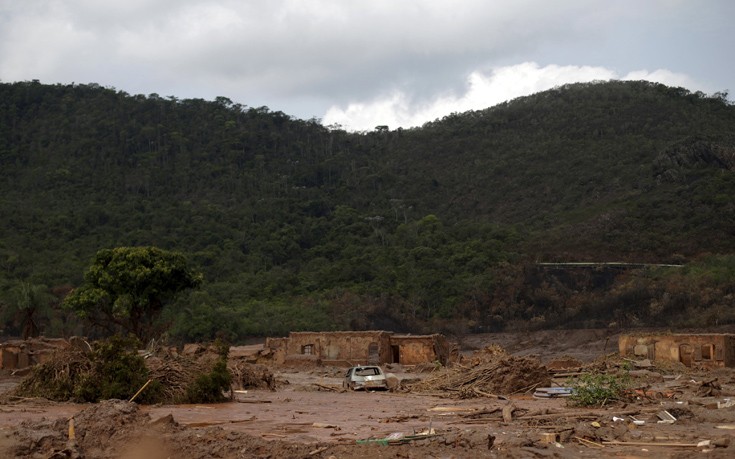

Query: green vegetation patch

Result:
[568,372,631,407]
[74,334,162,403]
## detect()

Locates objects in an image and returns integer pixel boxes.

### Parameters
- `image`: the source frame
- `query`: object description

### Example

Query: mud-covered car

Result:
[342,366,389,391]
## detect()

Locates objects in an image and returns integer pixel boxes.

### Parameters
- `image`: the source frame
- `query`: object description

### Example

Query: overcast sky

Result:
[1,1,732,130]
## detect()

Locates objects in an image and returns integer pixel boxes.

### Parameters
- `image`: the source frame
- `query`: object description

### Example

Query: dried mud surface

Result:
[1,329,734,458]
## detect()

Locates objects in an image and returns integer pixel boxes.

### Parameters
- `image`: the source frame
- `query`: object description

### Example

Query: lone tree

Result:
[1,282,55,339]
[63,246,202,341]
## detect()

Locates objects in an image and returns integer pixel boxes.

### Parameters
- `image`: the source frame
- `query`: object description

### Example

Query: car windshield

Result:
[354,367,381,376]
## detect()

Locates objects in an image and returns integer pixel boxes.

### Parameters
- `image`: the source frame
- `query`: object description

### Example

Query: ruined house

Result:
[0,337,73,371]
[619,333,735,368]
[264,331,451,367]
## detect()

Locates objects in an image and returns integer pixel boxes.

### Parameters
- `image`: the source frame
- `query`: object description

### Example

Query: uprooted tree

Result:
[63,246,203,342]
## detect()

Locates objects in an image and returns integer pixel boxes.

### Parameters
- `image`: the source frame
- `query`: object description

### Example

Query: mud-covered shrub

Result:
[15,336,239,405]
[14,334,162,403]
[75,334,162,403]
[183,340,232,403]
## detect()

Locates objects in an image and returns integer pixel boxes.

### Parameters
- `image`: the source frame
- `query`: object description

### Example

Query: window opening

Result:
[702,344,714,360]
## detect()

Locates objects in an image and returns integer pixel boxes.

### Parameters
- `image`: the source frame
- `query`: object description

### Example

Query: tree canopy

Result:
[1,80,734,340]
[63,247,202,341]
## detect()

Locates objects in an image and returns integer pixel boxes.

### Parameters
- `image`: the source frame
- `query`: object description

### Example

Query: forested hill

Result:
[1,80,734,340]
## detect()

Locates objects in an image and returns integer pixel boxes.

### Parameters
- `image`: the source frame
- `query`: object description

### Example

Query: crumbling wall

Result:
[390,334,451,365]
[265,331,451,367]
[432,334,452,365]
[278,331,393,366]
[391,336,435,365]
[619,334,735,368]
[263,337,288,364]
[0,338,71,371]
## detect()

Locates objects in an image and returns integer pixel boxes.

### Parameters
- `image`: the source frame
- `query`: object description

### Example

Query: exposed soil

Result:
[1,329,734,458]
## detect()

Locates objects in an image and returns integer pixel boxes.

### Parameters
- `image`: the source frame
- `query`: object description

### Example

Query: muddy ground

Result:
[1,329,734,458]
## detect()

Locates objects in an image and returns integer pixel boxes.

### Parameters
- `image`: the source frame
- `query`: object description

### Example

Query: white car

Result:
[343,366,389,391]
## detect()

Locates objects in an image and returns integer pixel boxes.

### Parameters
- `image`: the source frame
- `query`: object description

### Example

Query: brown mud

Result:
[0,329,734,458]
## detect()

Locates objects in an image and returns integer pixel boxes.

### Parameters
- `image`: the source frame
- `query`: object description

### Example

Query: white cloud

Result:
[322,62,702,131]
[0,3,94,80]
[622,69,697,90]
[0,1,730,121]
[0,2,605,97]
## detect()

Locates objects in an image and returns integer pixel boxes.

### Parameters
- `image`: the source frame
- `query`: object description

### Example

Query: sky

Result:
[1,0,733,131]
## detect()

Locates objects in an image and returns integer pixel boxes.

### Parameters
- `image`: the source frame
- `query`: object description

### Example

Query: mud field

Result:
[1,329,734,458]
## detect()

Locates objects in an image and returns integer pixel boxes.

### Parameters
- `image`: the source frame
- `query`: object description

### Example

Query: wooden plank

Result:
[602,440,700,447]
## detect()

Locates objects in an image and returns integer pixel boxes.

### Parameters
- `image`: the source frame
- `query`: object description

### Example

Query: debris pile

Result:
[410,346,550,397]
[696,378,722,397]
[11,347,91,401]
[467,343,506,360]
[229,360,276,391]
[145,353,204,402]
[8,340,277,404]
[546,355,583,371]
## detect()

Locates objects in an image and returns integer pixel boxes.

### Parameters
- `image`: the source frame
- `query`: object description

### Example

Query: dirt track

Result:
[1,329,734,458]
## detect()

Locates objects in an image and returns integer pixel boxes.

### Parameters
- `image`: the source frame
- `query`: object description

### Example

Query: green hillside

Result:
[1,80,734,340]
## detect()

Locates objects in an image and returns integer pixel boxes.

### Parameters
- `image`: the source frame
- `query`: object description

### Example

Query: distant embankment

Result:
[536,262,684,269]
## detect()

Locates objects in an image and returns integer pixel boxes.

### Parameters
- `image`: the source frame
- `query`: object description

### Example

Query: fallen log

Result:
[472,387,508,400]
[511,381,542,395]
[460,408,501,418]
[602,440,701,447]
[574,436,604,448]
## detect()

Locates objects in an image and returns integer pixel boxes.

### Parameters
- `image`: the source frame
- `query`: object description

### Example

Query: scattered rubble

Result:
[0,337,74,373]
[9,347,91,401]
[409,346,550,398]
[229,361,276,391]
[2,330,735,458]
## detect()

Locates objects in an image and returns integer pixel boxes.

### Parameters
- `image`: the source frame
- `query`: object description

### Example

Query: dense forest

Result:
[1,80,734,342]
